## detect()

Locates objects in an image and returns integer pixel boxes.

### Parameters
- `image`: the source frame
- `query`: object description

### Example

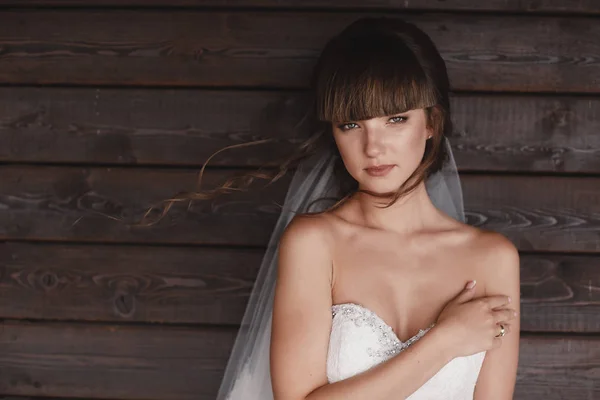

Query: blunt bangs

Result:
[314,33,439,123]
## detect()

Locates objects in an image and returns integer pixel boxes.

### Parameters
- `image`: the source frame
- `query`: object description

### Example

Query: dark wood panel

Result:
[0,397,101,400]
[0,166,286,246]
[0,397,95,400]
[0,243,263,325]
[0,321,598,399]
[519,254,600,332]
[1,167,600,251]
[3,0,599,14]
[0,321,237,400]
[462,175,600,253]
[0,397,112,400]
[0,12,598,92]
[1,242,599,332]
[0,88,302,168]
[452,94,600,173]
[2,88,600,173]
[514,335,600,399]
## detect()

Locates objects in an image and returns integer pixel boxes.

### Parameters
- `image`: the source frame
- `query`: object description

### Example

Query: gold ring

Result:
[495,324,506,338]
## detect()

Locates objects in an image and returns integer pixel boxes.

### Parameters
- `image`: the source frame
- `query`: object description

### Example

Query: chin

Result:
[359,179,405,196]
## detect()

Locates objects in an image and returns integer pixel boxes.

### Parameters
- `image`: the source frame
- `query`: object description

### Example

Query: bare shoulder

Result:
[476,229,519,267]
[467,227,520,296]
[277,212,336,282]
[466,227,518,256]
[271,213,338,397]
[279,212,335,253]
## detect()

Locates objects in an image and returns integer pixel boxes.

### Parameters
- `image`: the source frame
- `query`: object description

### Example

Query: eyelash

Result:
[337,116,408,131]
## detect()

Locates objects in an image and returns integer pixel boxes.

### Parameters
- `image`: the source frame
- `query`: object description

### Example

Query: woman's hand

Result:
[435,280,516,359]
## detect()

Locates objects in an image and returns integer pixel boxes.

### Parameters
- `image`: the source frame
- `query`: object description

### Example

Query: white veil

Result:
[216,136,464,400]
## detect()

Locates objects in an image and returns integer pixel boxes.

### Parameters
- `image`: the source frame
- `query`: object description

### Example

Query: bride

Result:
[212,17,520,400]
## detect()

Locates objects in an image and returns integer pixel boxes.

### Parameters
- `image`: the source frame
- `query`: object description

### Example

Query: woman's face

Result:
[332,108,431,194]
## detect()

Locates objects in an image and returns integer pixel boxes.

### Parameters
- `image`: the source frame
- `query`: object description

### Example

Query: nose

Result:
[363,126,385,158]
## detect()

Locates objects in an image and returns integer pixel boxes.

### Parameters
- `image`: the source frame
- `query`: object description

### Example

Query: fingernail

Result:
[508,296,512,303]
[466,280,476,289]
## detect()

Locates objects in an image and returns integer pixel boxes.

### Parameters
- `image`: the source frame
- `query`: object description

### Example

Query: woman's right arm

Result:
[307,325,454,399]
[269,215,457,400]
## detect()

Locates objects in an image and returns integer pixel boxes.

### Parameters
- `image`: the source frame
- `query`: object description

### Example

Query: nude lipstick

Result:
[365,164,395,177]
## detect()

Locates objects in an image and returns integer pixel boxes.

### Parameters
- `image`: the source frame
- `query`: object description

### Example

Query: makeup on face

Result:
[364,164,395,177]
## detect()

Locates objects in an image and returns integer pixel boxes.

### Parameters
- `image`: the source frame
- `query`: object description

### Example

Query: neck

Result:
[349,181,444,236]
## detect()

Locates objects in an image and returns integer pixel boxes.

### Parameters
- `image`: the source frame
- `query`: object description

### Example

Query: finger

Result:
[492,337,503,349]
[492,309,517,323]
[483,294,512,309]
[455,281,477,303]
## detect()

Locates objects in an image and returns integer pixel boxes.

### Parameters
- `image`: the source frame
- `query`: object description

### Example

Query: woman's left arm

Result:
[474,234,521,400]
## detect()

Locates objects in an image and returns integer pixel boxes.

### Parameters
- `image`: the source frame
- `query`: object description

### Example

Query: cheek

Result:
[390,128,425,156]
[334,137,363,175]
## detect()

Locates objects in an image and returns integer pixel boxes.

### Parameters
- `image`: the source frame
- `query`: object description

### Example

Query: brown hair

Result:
[141,17,454,224]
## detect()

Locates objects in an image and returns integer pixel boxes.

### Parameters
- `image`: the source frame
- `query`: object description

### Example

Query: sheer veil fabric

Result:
[217,136,464,400]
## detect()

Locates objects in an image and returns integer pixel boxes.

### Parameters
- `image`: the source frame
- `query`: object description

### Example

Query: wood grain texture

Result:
[451,94,600,173]
[0,395,100,400]
[0,321,237,400]
[0,397,103,400]
[2,167,600,251]
[462,174,600,252]
[1,242,599,332]
[0,321,598,399]
[0,88,304,168]
[514,335,600,399]
[0,11,598,92]
[2,88,600,172]
[0,243,263,325]
[519,254,600,332]
[3,0,600,14]
[0,397,96,400]
[0,166,286,246]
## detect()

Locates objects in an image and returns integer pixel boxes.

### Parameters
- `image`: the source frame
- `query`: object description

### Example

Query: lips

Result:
[365,164,395,177]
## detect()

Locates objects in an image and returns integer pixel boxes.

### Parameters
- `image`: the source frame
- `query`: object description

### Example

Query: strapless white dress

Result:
[327,303,486,399]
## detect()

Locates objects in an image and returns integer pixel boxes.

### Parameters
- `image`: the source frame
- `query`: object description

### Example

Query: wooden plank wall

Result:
[0,1,599,399]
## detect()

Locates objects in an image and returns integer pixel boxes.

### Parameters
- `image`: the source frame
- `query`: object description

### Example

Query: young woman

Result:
[214,17,520,400]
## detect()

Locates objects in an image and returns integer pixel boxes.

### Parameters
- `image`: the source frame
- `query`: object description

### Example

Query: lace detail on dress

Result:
[327,303,486,399]
[331,303,434,358]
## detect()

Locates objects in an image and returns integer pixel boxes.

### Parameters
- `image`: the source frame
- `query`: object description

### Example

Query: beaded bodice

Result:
[327,303,486,399]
